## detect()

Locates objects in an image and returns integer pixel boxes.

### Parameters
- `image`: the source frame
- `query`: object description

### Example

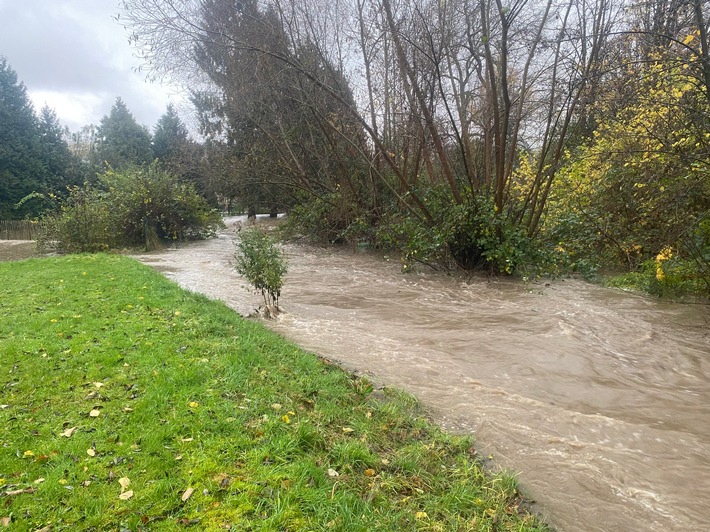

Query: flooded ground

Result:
[0,241,38,262]
[132,217,707,531]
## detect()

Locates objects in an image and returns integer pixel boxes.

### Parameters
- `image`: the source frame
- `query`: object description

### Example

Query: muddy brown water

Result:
[132,217,710,531]
[0,240,38,262]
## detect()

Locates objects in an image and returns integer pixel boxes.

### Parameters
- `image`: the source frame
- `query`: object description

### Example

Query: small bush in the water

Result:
[235,228,287,315]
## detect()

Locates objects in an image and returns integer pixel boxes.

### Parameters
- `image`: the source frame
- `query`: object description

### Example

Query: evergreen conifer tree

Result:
[152,103,188,163]
[0,57,46,218]
[95,97,152,170]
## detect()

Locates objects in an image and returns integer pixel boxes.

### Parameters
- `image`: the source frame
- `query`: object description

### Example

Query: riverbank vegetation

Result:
[3,0,709,297]
[36,163,223,253]
[118,0,709,296]
[0,255,546,530]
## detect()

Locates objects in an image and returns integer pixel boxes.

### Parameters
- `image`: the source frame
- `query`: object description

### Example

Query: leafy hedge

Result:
[38,163,223,252]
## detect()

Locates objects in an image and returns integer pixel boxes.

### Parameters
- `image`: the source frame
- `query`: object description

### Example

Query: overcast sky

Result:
[0,0,185,133]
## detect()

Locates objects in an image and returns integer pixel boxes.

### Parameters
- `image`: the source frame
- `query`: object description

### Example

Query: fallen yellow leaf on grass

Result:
[23,450,34,457]
[93,382,104,388]
[89,409,101,417]
[342,427,354,433]
[181,487,195,502]
[60,427,77,438]
[281,415,290,424]
[1,516,11,527]
[415,511,428,519]
[364,469,375,477]
[118,490,133,500]
[118,477,131,491]
[188,401,199,408]
[86,449,96,457]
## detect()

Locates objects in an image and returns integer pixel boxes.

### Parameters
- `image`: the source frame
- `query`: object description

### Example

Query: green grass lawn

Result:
[0,254,547,531]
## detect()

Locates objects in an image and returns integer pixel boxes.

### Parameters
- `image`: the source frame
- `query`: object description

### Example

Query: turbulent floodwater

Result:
[135,216,710,532]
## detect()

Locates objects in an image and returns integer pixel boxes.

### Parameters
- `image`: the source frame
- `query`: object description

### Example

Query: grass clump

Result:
[0,254,547,531]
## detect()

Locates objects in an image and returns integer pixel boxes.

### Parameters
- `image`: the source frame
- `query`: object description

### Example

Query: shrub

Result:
[377,190,553,275]
[36,185,114,253]
[102,163,223,247]
[235,228,288,315]
[38,164,223,252]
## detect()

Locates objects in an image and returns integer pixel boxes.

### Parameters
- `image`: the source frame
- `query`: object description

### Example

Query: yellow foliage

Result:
[655,246,673,281]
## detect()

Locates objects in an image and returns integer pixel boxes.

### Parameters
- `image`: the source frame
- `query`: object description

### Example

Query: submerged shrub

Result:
[377,191,550,275]
[235,228,288,314]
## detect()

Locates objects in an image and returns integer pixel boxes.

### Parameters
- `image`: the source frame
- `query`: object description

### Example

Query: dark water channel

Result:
[135,217,710,531]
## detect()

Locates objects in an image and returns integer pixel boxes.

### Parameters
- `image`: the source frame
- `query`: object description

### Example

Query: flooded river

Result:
[135,217,710,531]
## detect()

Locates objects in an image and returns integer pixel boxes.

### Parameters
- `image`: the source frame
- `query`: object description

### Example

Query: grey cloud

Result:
[0,0,179,131]
[0,2,124,93]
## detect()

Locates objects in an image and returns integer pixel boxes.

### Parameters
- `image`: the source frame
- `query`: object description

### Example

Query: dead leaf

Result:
[5,487,35,496]
[364,469,375,477]
[89,409,101,418]
[34,478,45,485]
[118,489,133,500]
[181,487,195,502]
[180,437,193,443]
[327,468,339,478]
[60,427,77,438]
[0,516,10,527]
[86,449,96,457]
[93,382,104,388]
[341,427,354,433]
[118,477,131,492]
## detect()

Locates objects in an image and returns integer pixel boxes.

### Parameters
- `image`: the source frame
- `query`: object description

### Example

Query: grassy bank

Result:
[0,255,546,531]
